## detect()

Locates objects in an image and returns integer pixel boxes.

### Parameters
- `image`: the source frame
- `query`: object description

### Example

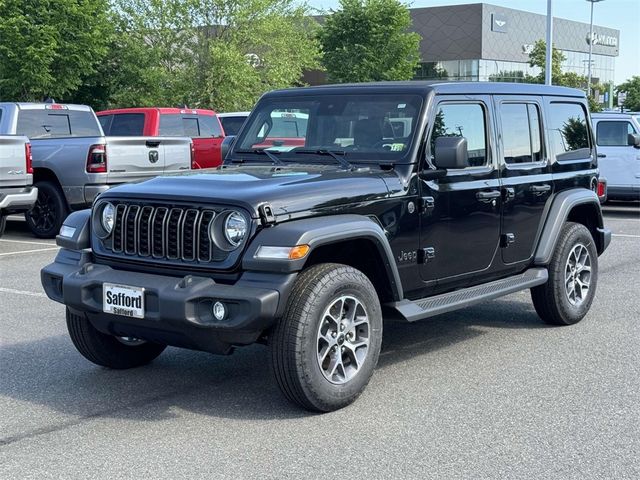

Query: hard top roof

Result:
[265,81,585,98]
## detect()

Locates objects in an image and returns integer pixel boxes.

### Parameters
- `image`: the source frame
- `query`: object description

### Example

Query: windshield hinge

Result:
[259,204,276,226]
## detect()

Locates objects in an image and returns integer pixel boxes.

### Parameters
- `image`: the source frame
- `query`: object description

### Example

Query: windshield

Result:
[233,94,423,163]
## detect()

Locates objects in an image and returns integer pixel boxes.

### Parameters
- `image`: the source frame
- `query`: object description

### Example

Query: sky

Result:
[307,0,640,85]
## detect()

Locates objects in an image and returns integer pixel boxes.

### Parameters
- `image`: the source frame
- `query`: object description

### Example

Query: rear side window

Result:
[500,103,543,164]
[16,109,101,138]
[431,103,487,167]
[220,116,246,136]
[199,115,223,137]
[98,115,112,133]
[159,114,184,136]
[547,102,590,161]
[596,121,636,146]
[107,113,145,136]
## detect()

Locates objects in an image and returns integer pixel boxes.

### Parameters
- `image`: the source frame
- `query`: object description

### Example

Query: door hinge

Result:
[420,196,435,213]
[419,247,436,263]
[259,204,276,226]
[501,233,516,247]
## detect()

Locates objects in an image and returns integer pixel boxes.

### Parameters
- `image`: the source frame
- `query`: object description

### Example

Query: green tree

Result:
[318,0,421,83]
[526,39,566,84]
[562,117,588,151]
[111,0,320,111]
[616,76,640,111]
[0,0,112,101]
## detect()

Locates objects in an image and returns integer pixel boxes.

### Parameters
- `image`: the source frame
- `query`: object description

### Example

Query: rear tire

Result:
[0,214,6,238]
[531,222,598,325]
[25,180,68,238]
[66,308,166,369]
[269,263,383,412]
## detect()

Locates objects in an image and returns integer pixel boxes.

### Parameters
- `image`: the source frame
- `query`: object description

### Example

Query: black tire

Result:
[66,308,166,369]
[531,222,598,326]
[0,214,6,238]
[269,263,383,412]
[25,180,68,238]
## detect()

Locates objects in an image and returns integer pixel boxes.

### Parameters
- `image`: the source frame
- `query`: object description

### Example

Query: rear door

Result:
[595,118,640,189]
[198,114,224,168]
[494,95,553,265]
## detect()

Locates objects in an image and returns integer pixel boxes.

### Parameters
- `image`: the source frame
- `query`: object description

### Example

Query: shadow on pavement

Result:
[0,297,547,431]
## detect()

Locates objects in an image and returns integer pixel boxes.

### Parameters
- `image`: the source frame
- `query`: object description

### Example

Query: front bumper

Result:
[0,186,38,212]
[41,249,296,354]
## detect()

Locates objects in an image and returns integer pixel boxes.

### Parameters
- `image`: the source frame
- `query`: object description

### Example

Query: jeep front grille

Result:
[105,203,227,263]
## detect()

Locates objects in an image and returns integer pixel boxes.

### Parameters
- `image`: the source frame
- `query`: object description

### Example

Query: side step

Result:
[388,268,548,322]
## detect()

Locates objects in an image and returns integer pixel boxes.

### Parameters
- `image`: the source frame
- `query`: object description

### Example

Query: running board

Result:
[388,268,548,322]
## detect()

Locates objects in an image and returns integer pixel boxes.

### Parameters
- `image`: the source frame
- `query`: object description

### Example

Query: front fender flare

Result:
[243,214,403,300]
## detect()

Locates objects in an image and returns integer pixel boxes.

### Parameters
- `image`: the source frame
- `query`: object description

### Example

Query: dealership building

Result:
[307,3,619,87]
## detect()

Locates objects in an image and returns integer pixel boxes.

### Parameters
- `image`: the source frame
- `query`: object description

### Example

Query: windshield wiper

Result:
[292,149,353,170]
[233,148,285,165]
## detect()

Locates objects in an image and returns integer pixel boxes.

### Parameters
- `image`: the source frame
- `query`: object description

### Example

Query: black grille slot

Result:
[103,203,226,266]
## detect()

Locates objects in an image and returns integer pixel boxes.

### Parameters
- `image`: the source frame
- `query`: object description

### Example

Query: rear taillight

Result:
[190,142,196,169]
[25,142,33,174]
[597,180,606,197]
[87,144,107,173]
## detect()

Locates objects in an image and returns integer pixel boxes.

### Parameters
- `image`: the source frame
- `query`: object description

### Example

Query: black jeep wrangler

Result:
[42,82,611,412]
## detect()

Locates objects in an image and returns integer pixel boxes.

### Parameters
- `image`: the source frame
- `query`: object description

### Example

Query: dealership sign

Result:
[586,32,618,47]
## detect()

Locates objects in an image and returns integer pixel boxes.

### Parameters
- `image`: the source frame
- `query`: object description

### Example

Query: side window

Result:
[67,110,102,137]
[547,102,590,161]
[159,114,185,136]
[431,103,487,167]
[98,115,112,134]
[500,103,543,164]
[108,113,145,136]
[596,121,636,146]
[182,117,200,137]
[199,115,223,137]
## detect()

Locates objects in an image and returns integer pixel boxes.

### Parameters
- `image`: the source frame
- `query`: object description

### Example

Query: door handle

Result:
[476,190,501,202]
[597,153,606,158]
[145,140,161,148]
[529,184,551,193]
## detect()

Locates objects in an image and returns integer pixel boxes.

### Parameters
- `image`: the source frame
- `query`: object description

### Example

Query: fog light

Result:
[212,301,226,321]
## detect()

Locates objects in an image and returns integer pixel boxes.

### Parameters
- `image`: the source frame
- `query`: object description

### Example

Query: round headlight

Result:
[101,202,115,234]
[223,211,247,247]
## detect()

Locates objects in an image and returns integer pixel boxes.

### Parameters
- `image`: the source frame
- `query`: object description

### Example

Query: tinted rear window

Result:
[108,113,145,136]
[200,115,223,137]
[16,109,101,138]
[159,114,184,136]
[182,117,200,137]
[219,116,246,136]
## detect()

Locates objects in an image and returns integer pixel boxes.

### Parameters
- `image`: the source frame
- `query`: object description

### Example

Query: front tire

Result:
[66,309,166,369]
[531,222,598,325]
[25,180,68,238]
[270,263,383,412]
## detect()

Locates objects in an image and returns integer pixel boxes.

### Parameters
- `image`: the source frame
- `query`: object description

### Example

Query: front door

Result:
[420,96,502,285]
[494,96,553,264]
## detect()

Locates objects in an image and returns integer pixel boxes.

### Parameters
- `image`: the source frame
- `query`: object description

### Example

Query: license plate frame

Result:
[103,283,145,319]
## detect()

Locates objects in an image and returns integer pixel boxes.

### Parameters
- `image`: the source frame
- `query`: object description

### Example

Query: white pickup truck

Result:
[0,135,37,237]
[0,102,193,237]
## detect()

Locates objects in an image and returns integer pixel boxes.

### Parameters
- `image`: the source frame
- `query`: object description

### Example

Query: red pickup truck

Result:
[97,108,225,169]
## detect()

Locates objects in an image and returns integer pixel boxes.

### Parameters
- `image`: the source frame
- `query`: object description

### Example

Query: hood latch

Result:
[259,204,276,226]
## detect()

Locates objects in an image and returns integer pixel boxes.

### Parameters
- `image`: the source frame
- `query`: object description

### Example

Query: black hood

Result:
[101,165,399,218]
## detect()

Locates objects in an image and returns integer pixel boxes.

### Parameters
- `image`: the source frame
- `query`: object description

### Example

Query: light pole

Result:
[545,0,553,85]
[586,0,604,97]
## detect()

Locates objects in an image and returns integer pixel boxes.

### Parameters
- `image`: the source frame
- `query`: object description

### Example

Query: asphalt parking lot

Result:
[1,204,639,479]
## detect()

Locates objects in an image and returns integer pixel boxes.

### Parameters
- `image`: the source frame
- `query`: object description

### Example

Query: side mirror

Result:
[628,133,640,147]
[221,135,236,161]
[433,136,469,169]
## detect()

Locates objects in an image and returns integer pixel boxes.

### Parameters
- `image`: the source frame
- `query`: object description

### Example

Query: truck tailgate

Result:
[0,135,30,188]
[106,136,191,183]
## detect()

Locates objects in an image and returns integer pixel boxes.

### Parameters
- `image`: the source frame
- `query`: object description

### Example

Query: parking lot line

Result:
[612,233,640,238]
[0,287,47,298]
[0,238,56,247]
[0,247,59,257]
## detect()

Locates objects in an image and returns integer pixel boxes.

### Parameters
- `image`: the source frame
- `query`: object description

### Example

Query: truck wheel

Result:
[66,308,166,369]
[270,263,383,412]
[0,214,6,238]
[531,222,598,326]
[25,181,68,238]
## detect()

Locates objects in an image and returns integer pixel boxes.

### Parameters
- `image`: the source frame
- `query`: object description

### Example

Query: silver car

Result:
[0,135,37,237]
